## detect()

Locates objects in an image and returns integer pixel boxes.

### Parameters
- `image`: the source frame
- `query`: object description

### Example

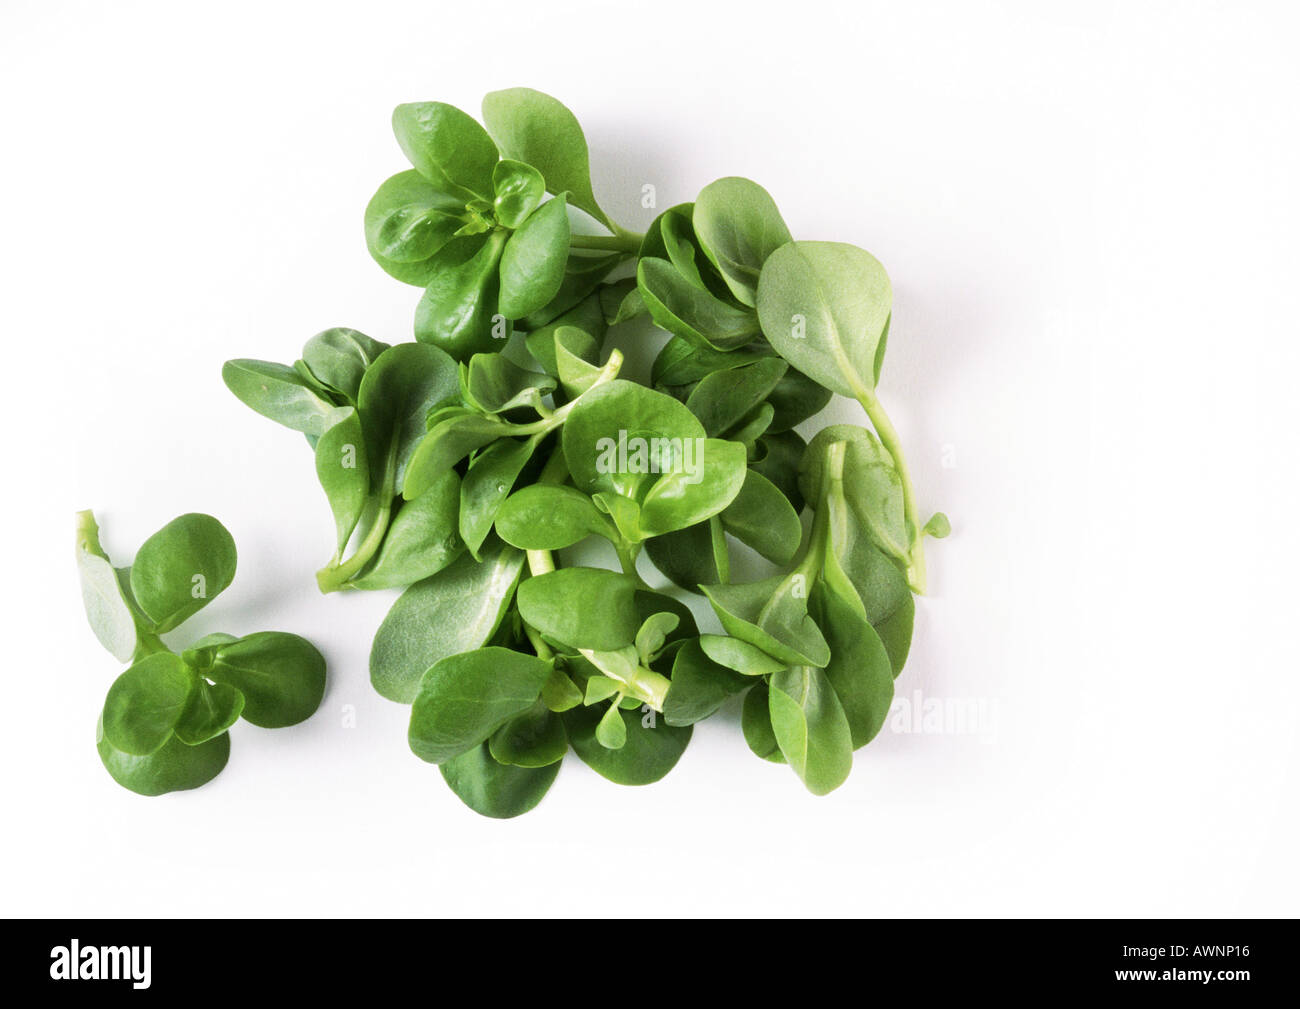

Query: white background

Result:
[2,0,1297,917]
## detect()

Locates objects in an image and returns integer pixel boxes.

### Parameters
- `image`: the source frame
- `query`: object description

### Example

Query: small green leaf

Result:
[693,177,792,307]
[662,639,749,727]
[301,328,390,404]
[637,258,761,351]
[634,611,680,664]
[768,665,853,795]
[440,742,561,819]
[595,703,628,749]
[516,568,641,651]
[481,88,610,227]
[97,713,229,796]
[129,514,237,633]
[492,159,546,229]
[489,701,567,767]
[369,541,524,703]
[756,241,892,398]
[223,359,338,437]
[392,101,499,200]
[349,469,462,589]
[314,407,369,554]
[495,484,616,551]
[207,632,326,728]
[741,683,784,763]
[564,705,691,785]
[75,511,138,662]
[498,195,571,320]
[102,653,197,755]
[173,679,245,746]
[409,647,553,764]
[698,634,786,675]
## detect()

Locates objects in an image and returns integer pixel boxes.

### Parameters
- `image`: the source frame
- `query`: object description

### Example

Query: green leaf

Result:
[414,232,508,361]
[459,437,539,558]
[662,639,749,727]
[766,365,832,433]
[595,703,628,749]
[638,438,747,537]
[756,241,892,398]
[554,326,603,398]
[173,679,245,746]
[651,336,769,389]
[702,574,830,669]
[369,541,524,703]
[314,407,369,554]
[364,170,465,283]
[391,101,498,200]
[643,522,717,592]
[698,634,786,675]
[693,177,792,307]
[525,294,606,375]
[356,342,460,494]
[102,653,196,755]
[768,665,853,795]
[492,159,546,229]
[637,257,761,351]
[719,467,802,565]
[584,676,622,704]
[489,700,567,767]
[741,683,784,763]
[684,357,787,437]
[751,429,807,513]
[439,742,561,819]
[403,412,515,500]
[924,512,952,538]
[207,632,326,728]
[542,667,583,712]
[811,579,894,749]
[634,611,680,664]
[463,354,555,414]
[301,328,391,405]
[564,705,692,785]
[223,359,338,437]
[481,88,609,227]
[409,647,552,764]
[75,511,137,662]
[96,713,229,796]
[499,195,571,320]
[562,379,707,499]
[520,251,622,330]
[495,484,616,551]
[129,513,237,633]
[516,568,640,651]
[349,469,462,589]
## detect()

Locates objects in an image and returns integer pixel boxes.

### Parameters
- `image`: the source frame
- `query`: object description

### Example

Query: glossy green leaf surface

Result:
[409,647,553,764]
[369,542,524,703]
[129,514,237,633]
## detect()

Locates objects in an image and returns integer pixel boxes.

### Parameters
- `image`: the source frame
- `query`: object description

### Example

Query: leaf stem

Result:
[316,433,399,592]
[856,389,927,593]
[569,232,643,254]
[526,549,555,576]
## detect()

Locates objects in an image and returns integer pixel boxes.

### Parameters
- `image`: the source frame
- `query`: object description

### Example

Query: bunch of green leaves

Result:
[215,88,948,815]
[223,330,467,592]
[75,511,326,795]
[366,89,644,361]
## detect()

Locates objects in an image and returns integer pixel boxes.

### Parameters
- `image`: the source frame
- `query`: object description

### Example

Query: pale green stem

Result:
[316,433,399,592]
[526,549,555,576]
[836,371,926,593]
[569,232,643,255]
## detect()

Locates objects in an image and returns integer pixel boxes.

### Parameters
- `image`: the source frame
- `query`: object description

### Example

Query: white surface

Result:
[3,0,1297,917]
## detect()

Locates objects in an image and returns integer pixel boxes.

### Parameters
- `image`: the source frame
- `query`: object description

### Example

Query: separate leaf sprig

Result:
[76,511,327,795]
